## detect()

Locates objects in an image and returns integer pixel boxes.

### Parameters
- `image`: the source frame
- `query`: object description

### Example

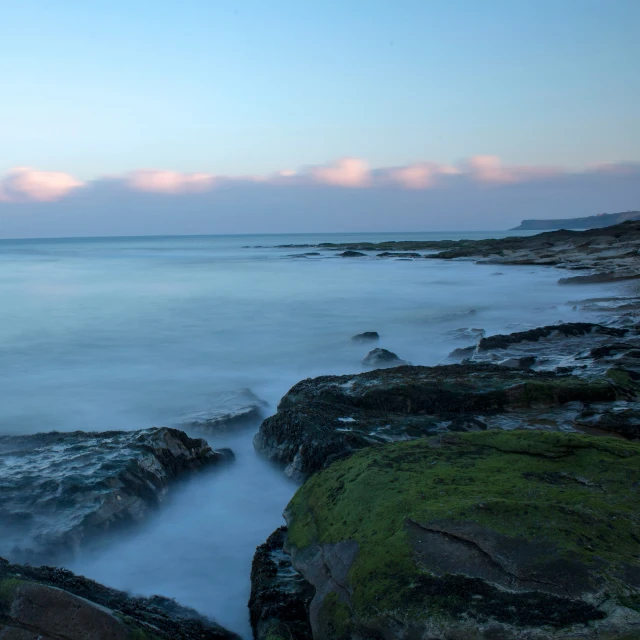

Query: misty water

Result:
[0,232,615,638]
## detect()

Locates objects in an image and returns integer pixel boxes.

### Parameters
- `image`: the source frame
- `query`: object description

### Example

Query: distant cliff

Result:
[512,210,640,230]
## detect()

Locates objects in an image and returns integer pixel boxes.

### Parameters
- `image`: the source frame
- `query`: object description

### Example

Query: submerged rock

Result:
[361,348,409,368]
[0,427,233,562]
[338,250,366,257]
[350,331,379,343]
[0,557,239,639]
[179,388,268,432]
[249,527,314,640]
[285,430,640,639]
[253,363,619,480]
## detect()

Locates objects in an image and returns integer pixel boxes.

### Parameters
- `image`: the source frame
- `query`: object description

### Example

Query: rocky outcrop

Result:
[0,557,239,639]
[178,388,268,432]
[253,363,623,480]
[274,221,640,283]
[0,427,233,562]
[350,332,379,343]
[338,250,366,257]
[284,430,640,639]
[361,348,408,368]
[248,527,314,640]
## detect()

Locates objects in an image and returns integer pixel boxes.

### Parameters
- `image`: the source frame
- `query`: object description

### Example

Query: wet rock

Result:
[478,322,627,351]
[0,557,239,639]
[179,388,268,432]
[254,363,618,480]
[361,348,409,368]
[447,345,476,361]
[0,427,232,562]
[350,331,379,343]
[248,527,314,640]
[498,355,537,369]
[559,271,640,284]
[376,251,422,258]
[284,431,640,639]
[338,250,366,257]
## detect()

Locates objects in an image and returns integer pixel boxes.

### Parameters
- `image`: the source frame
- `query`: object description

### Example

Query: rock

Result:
[498,355,536,369]
[376,252,422,258]
[178,388,268,432]
[0,557,239,639]
[338,250,366,257]
[361,348,409,368]
[478,322,627,352]
[0,427,233,562]
[248,527,314,640]
[253,363,619,480]
[447,345,476,361]
[559,271,640,284]
[350,331,379,343]
[284,430,640,640]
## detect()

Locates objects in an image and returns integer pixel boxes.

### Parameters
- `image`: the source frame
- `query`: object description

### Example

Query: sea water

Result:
[0,231,615,637]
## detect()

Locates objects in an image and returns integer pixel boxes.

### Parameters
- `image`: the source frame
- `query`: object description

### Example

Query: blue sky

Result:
[2,0,639,178]
[0,1,638,235]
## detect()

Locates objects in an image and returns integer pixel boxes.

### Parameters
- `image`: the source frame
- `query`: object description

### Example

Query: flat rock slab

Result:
[0,427,232,562]
[254,362,624,480]
[0,558,239,639]
[178,388,268,432]
[284,430,640,639]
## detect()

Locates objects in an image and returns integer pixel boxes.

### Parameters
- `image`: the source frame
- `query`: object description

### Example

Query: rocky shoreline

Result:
[2,222,640,639]
[248,222,640,639]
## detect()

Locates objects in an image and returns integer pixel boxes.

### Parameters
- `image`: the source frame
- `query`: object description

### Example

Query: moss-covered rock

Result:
[285,430,640,639]
[254,363,621,480]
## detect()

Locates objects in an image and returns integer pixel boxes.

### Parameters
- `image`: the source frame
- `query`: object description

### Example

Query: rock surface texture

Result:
[0,427,232,562]
[253,359,635,480]
[284,430,640,640]
[0,557,239,639]
[249,527,314,640]
[178,388,268,432]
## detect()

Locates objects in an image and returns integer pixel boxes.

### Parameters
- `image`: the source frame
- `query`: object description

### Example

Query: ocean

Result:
[0,231,615,637]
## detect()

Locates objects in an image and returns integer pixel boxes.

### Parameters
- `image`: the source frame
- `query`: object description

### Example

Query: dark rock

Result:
[478,323,627,351]
[362,348,409,368]
[254,363,619,480]
[338,250,366,257]
[248,527,314,640]
[350,331,379,343]
[447,345,476,361]
[179,388,268,432]
[0,427,232,562]
[376,252,422,258]
[498,355,537,369]
[559,271,640,284]
[284,431,640,639]
[0,557,239,639]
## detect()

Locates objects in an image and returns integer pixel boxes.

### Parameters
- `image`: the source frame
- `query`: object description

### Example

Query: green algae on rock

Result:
[254,363,621,480]
[284,430,640,639]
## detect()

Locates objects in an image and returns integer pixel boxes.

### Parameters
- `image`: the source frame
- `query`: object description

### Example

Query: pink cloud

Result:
[383,162,460,189]
[0,167,84,202]
[127,170,215,194]
[307,157,371,187]
[465,155,562,184]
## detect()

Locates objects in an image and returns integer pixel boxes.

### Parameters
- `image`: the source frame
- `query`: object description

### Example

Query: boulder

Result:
[0,557,239,639]
[248,527,314,640]
[0,427,233,562]
[285,431,640,639]
[361,348,409,368]
[253,363,619,480]
[350,332,379,343]
[178,388,268,432]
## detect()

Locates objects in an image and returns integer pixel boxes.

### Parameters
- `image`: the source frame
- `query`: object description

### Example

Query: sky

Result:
[0,0,639,237]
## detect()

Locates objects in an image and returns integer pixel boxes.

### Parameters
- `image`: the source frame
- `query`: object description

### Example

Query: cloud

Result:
[464,155,562,184]
[306,157,371,187]
[379,162,460,189]
[126,170,215,194]
[0,167,84,202]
